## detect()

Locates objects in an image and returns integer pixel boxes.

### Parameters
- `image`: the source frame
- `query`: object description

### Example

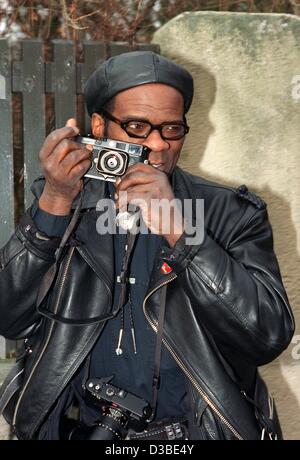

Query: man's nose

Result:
[143,129,169,152]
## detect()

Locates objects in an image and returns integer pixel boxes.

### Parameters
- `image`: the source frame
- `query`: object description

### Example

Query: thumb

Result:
[65,118,78,129]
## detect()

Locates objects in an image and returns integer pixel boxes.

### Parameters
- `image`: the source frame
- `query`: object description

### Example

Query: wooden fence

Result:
[0,39,158,357]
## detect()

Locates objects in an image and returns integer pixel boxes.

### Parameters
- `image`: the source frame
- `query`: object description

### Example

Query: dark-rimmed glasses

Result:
[101,109,189,141]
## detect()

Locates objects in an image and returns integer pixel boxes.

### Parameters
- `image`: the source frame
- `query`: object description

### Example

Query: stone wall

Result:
[0,337,6,360]
[153,11,300,440]
[0,361,14,440]
[0,416,10,440]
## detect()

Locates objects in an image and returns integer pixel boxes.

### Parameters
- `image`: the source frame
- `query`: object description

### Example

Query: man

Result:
[0,51,294,440]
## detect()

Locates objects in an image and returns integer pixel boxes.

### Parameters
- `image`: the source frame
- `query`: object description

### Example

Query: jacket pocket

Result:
[198,404,240,440]
[188,385,241,440]
[0,321,45,429]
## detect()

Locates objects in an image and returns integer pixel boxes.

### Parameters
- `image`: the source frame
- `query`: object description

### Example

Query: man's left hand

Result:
[115,163,184,247]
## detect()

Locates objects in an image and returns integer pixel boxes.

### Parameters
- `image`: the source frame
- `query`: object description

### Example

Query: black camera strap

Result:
[115,227,138,314]
[113,220,167,422]
[148,283,167,422]
[36,188,84,316]
[35,181,118,325]
[116,221,167,422]
[35,180,138,326]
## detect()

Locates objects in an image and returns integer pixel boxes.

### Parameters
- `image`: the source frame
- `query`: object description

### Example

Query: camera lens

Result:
[66,406,128,440]
[97,149,128,176]
[106,156,119,171]
[91,406,128,440]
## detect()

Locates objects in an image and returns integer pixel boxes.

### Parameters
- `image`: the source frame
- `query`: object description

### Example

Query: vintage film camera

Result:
[75,136,150,182]
[68,376,152,440]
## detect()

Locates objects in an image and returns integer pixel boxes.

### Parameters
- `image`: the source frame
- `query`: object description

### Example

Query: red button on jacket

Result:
[161,262,173,274]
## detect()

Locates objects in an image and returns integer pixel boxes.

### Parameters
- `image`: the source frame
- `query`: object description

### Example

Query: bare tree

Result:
[0,0,298,43]
[290,0,300,15]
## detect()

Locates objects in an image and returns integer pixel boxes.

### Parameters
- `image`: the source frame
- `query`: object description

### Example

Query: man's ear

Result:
[91,113,105,138]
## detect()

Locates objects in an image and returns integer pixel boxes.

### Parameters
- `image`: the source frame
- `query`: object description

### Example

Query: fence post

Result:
[22,39,46,208]
[81,42,106,133]
[0,40,14,249]
[0,40,15,358]
[52,40,76,128]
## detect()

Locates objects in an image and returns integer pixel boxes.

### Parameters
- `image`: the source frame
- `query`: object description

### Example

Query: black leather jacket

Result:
[0,167,294,440]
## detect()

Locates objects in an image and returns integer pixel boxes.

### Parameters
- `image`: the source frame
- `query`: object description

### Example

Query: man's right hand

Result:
[38,119,92,215]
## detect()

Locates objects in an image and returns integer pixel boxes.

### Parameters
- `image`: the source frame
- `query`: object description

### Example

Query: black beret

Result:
[84,51,194,116]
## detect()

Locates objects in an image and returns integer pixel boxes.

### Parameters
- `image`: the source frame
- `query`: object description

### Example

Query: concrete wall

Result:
[153,11,300,440]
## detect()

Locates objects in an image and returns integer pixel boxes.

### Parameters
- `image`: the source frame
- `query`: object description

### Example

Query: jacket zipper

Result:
[12,247,75,427]
[143,275,244,440]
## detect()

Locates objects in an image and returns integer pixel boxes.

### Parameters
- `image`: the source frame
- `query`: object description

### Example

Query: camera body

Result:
[68,376,152,440]
[76,136,150,182]
[86,375,152,419]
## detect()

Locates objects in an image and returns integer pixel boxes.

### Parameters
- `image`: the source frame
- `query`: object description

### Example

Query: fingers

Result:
[117,173,154,193]
[39,123,79,161]
[41,142,91,195]
[65,118,77,129]
[52,139,88,164]
[68,158,92,179]
[115,163,160,193]
[60,148,92,175]
[39,117,92,179]
[116,189,150,212]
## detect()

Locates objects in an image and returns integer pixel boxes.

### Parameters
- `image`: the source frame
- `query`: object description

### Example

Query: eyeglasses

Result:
[101,109,189,141]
